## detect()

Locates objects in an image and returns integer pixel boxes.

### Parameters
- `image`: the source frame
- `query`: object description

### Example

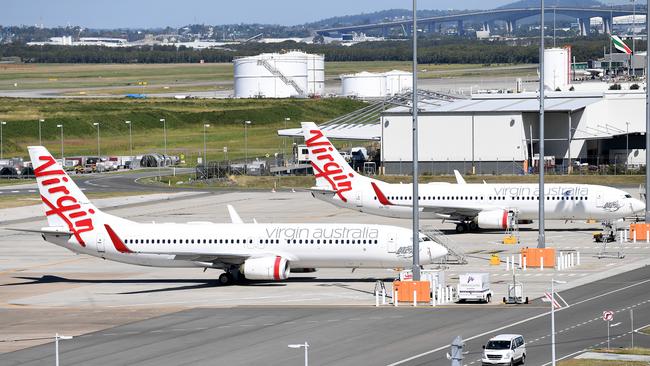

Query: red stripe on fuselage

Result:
[273,256,282,280]
[501,210,508,229]
[371,182,392,205]
[104,224,132,253]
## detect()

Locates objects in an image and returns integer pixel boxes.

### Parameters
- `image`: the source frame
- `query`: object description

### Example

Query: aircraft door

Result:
[596,192,604,207]
[96,235,105,253]
[354,190,363,208]
[386,232,397,252]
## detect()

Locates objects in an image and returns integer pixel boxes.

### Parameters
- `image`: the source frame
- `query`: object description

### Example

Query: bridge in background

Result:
[316,7,647,37]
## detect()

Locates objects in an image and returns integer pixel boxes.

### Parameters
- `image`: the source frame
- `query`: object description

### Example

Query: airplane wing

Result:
[170,253,251,265]
[227,204,244,224]
[453,170,466,184]
[370,181,500,220]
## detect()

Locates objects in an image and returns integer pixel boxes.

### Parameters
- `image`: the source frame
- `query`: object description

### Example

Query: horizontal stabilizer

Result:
[5,227,73,235]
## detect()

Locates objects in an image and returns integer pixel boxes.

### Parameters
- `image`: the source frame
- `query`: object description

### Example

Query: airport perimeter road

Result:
[393,266,650,366]
[2,267,649,366]
[0,168,194,196]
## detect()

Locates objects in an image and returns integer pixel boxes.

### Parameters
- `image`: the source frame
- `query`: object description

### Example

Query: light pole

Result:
[284,117,290,157]
[551,279,566,366]
[160,118,167,156]
[125,121,132,158]
[57,124,64,160]
[538,0,546,249]
[626,122,630,173]
[55,333,73,366]
[0,121,6,160]
[244,120,251,173]
[92,122,100,157]
[288,342,309,366]
[411,0,421,281]
[203,123,210,165]
[632,0,636,55]
[38,118,45,145]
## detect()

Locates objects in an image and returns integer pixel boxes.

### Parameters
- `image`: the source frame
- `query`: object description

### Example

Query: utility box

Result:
[393,280,431,303]
[630,223,650,241]
[521,247,556,268]
[399,269,445,288]
[457,273,493,303]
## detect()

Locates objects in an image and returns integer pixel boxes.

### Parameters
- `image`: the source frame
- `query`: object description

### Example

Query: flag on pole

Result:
[611,35,632,54]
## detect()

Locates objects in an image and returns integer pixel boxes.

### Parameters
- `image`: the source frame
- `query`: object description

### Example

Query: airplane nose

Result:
[423,243,448,263]
[633,199,646,215]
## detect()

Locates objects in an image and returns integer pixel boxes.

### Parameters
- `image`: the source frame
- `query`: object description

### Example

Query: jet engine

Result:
[241,256,290,280]
[476,209,511,229]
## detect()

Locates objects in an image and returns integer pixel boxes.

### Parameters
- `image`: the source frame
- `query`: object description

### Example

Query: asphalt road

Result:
[0,168,195,195]
[1,266,648,366]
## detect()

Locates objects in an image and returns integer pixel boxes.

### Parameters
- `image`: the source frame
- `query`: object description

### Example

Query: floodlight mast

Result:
[646,0,650,223]
[411,0,421,281]
[538,0,546,249]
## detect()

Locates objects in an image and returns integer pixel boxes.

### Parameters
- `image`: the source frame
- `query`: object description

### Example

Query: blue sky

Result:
[3,0,516,28]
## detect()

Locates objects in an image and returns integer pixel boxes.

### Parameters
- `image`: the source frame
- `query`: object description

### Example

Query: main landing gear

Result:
[455,221,479,233]
[218,267,242,286]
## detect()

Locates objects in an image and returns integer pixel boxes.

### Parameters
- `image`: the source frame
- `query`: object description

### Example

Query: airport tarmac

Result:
[0,189,648,362]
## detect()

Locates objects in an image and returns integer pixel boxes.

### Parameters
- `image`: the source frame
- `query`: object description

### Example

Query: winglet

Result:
[371,182,392,206]
[453,170,466,184]
[104,224,132,254]
[227,205,244,224]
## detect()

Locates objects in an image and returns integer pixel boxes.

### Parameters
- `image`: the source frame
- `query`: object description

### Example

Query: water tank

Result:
[306,53,325,96]
[234,53,308,98]
[384,70,413,95]
[340,71,387,98]
[544,47,570,91]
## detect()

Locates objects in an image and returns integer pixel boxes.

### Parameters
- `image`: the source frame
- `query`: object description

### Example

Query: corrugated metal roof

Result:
[385,93,603,114]
[279,123,381,141]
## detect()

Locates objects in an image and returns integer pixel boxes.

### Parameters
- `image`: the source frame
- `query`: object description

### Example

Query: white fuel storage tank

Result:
[340,71,387,98]
[234,52,309,98]
[544,47,571,91]
[384,70,413,95]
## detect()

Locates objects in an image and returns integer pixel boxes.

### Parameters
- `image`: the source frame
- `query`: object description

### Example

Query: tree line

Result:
[0,37,634,64]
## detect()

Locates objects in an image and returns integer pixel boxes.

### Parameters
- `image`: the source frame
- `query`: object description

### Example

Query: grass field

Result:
[0,62,536,92]
[0,97,367,162]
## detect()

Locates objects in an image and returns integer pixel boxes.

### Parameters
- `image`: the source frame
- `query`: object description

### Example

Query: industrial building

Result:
[279,87,646,175]
[233,51,324,98]
[340,70,412,98]
[379,90,645,174]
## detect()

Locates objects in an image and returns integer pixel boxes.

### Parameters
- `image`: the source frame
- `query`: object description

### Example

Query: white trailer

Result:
[457,273,493,303]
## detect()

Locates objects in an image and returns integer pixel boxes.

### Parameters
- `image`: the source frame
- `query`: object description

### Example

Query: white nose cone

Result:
[423,243,448,263]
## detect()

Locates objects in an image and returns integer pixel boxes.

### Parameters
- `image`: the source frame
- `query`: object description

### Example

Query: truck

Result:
[457,273,493,303]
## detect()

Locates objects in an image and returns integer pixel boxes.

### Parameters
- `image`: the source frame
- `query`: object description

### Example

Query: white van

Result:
[481,334,526,365]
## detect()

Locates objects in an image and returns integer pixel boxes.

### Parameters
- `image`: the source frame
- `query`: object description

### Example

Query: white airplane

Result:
[18,146,448,285]
[301,122,645,233]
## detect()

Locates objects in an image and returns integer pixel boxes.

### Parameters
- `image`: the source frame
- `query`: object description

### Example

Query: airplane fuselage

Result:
[46,221,445,269]
[314,182,642,221]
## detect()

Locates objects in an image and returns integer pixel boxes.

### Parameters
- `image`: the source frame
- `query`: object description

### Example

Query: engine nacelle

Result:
[476,209,510,229]
[241,256,290,281]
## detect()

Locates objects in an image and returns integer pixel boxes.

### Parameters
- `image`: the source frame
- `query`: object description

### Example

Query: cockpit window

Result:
[625,194,632,198]
[419,236,432,242]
